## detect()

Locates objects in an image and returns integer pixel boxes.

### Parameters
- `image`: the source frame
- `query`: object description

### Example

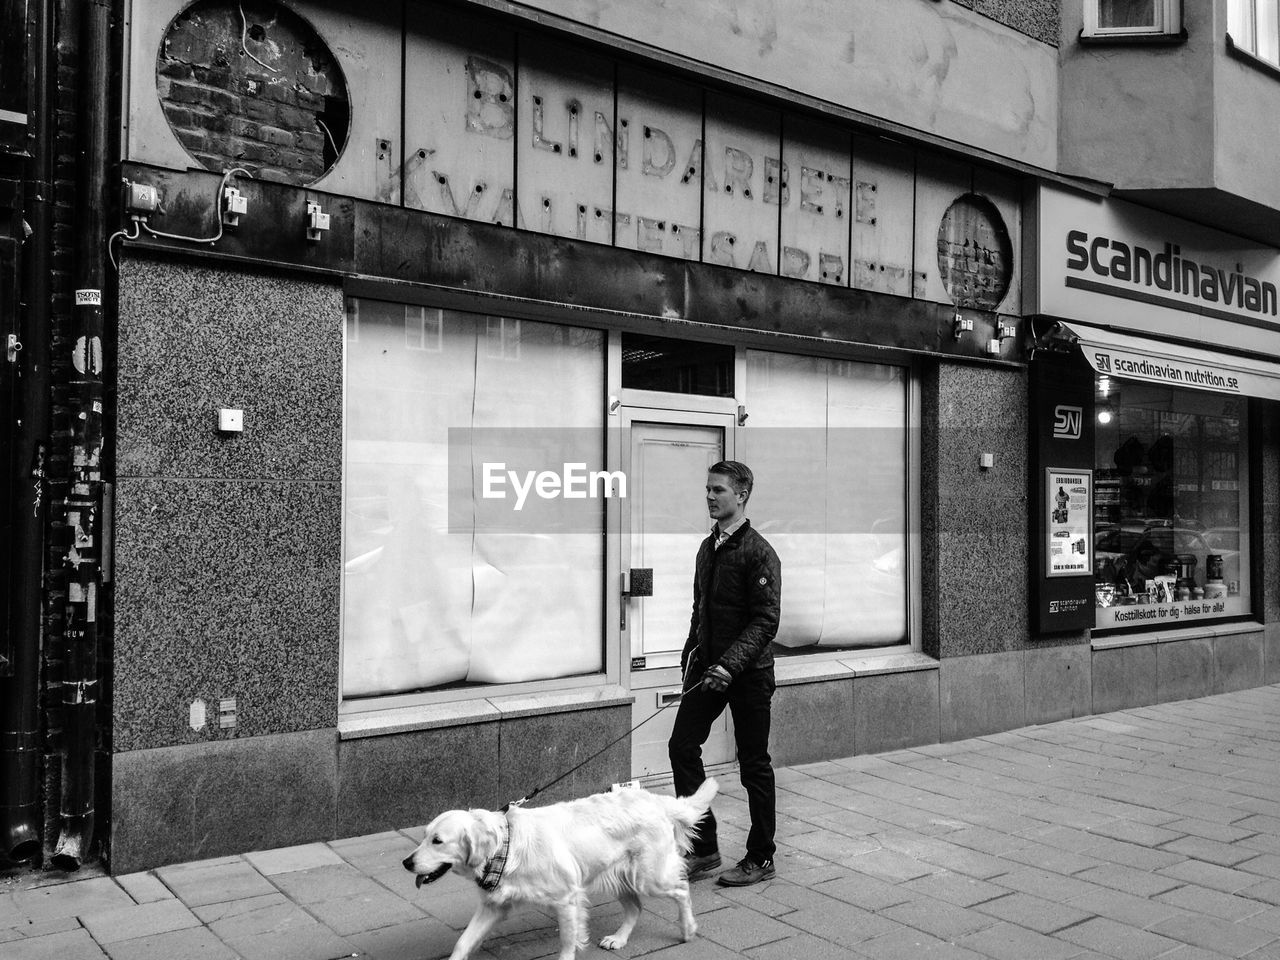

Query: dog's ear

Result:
[463,812,503,867]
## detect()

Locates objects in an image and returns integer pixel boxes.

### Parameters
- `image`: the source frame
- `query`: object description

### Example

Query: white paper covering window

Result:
[741,350,909,649]
[342,300,604,697]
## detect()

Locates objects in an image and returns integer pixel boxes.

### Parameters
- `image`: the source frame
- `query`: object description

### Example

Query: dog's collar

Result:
[476,816,510,892]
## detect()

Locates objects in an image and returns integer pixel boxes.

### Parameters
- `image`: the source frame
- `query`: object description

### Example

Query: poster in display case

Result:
[1045,468,1092,577]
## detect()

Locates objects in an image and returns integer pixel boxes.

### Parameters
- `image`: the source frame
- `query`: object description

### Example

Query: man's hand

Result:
[703,664,731,692]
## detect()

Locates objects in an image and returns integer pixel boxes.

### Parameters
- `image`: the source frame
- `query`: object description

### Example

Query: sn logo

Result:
[1053,404,1083,440]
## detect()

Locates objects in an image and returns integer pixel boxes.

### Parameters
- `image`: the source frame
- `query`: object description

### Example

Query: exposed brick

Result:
[295,87,324,111]
[160,105,192,129]
[173,127,207,153]
[278,148,319,173]
[242,98,280,123]
[229,138,281,164]
[256,124,296,147]
[296,130,324,153]
[192,65,234,89]
[164,80,207,105]
[157,60,194,81]
[275,103,318,129]
[262,79,299,107]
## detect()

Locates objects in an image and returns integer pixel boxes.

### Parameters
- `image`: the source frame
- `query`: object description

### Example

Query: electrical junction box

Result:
[222,186,248,226]
[218,408,244,432]
[124,181,160,218]
[306,201,330,240]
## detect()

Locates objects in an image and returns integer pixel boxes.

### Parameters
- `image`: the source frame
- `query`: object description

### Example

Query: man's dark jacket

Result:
[681,519,782,684]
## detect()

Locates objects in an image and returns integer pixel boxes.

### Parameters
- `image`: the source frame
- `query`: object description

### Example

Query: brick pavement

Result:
[3,683,1280,960]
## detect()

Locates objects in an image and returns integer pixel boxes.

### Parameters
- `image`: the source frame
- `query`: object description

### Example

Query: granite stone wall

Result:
[112,255,344,753]
[952,0,1059,46]
[921,361,1039,660]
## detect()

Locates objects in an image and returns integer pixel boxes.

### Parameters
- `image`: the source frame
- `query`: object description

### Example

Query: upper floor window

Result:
[1230,0,1280,66]
[1084,0,1183,37]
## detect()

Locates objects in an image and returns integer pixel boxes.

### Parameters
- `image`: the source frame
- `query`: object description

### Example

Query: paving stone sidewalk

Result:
[4,683,1280,960]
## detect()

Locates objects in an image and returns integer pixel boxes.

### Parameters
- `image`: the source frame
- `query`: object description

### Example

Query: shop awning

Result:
[1057,321,1280,402]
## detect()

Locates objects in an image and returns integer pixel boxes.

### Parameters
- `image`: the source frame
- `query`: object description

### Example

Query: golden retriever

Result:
[403,778,718,959]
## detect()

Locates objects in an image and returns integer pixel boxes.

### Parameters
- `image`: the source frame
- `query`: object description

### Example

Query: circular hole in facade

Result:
[157,0,351,186]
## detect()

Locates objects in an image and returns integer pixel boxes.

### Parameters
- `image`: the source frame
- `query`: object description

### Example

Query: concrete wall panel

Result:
[1092,644,1158,713]
[112,731,338,874]
[516,0,1058,168]
[855,669,941,754]
[1157,637,1215,704]
[1025,644,1090,724]
[939,651,1025,741]
[1214,631,1265,694]
[496,707,631,807]
[338,723,500,838]
[1267,623,1280,686]
[773,679,856,766]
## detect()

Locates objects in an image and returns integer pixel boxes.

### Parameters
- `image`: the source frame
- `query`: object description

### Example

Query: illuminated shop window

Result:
[1083,0,1182,37]
[1093,376,1250,630]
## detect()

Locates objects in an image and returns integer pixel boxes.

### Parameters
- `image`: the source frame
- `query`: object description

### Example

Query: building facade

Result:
[2,0,1279,875]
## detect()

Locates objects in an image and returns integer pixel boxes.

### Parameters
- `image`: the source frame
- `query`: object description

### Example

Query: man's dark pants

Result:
[668,668,776,864]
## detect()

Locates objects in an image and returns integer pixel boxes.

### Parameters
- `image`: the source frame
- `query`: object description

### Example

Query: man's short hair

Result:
[708,460,754,501]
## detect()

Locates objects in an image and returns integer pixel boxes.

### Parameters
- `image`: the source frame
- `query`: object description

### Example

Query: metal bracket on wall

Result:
[6,333,20,363]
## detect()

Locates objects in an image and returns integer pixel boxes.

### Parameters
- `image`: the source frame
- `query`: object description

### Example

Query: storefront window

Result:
[1093,376,1250,630]
[742,350,910,651]
[342,299,605,698]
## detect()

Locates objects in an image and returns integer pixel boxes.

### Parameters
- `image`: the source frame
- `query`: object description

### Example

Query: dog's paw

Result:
[599,934,627,951]
[680,921,697,942]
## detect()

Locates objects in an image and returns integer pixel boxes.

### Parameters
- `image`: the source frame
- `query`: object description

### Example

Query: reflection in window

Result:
[1093,377,1249,629]
[622,333,734,396]
[1084,0,1180,35]
[342,298,604,698]
[1100,0,1156,27]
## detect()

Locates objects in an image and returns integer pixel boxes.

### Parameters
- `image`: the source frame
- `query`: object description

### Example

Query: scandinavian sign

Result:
[1060,321,1280,402]
[1037,185,1280,356]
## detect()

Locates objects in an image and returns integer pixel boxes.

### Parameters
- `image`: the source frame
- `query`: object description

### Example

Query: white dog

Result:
[403,778,718,960]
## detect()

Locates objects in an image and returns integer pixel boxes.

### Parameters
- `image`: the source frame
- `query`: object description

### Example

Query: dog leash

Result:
[502,677,706,811]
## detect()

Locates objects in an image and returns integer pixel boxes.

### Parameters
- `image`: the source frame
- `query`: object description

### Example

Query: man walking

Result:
[669,460,781,887]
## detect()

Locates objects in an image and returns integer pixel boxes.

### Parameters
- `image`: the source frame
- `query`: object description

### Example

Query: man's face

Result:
[706,472,745,524]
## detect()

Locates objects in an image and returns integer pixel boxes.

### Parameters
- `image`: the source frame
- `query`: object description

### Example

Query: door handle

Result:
[620,568,654,630]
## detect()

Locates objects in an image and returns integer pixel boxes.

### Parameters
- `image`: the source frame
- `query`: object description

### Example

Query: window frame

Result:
[1082,0,1183,38]
[1228,0,1280,69]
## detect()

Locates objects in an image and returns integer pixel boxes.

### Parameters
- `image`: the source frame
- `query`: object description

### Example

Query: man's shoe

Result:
[683,851,722,881]
[716,857,775,887]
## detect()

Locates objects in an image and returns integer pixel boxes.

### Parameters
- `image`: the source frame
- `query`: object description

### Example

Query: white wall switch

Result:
[218,408,244,432]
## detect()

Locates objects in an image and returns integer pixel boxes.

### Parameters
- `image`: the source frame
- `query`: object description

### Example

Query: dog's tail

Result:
[667,778,718,853]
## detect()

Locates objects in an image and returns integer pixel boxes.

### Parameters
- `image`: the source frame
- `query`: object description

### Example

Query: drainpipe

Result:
[52,0,110,872]
[0,0,53,866]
